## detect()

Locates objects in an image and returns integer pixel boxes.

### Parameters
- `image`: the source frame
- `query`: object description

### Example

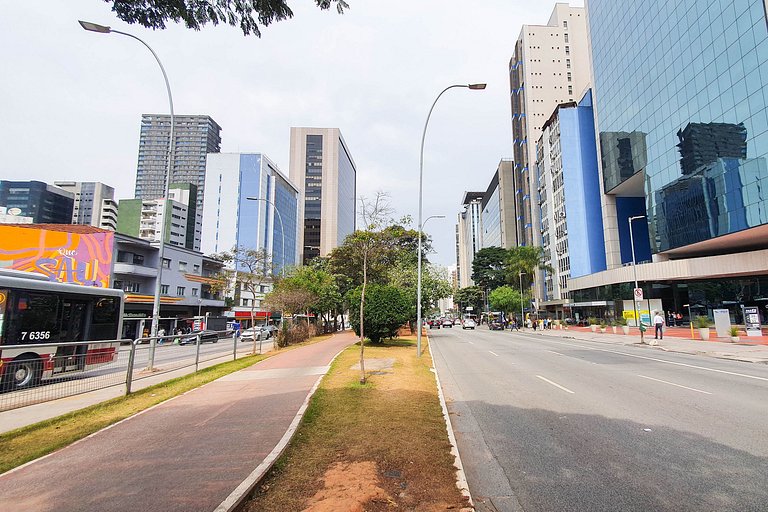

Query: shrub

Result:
[587,317,598,325]
[275,322,316,348]
[729,326,740,337]
[616,317,628,326]
[599,320,607,328]
[694,316,711,329]
[347,284,413,343]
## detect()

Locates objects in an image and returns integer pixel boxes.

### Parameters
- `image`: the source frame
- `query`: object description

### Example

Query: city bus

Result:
[0,270,124,391]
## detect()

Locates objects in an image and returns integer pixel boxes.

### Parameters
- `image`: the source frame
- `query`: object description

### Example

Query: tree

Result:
[454,286,484,316]
[489,286,523,317]
[471,247,509,291]
[347,284,412,344]
[266,266,343,332]
[213,246,272,354]
[104,0,349,37]
[506,246,553,290]
[387,262,451,322]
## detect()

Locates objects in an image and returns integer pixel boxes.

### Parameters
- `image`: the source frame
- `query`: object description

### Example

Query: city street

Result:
[430,327,768,511]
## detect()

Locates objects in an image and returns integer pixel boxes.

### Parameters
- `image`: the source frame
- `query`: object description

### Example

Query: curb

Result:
[427,335,474,511]
[213,342,349,512]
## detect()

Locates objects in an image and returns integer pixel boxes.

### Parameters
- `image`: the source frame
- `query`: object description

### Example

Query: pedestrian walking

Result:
[654,311,664,340]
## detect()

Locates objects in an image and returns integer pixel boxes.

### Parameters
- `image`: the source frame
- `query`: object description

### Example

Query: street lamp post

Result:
[629,215,647,344]
[80,21,174,370]
[246,196,286,337]
[519,271,527,329]
[416,214,445,329]
[417,83,486,357]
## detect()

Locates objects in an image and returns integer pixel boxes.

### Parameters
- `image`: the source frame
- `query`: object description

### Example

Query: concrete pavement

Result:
[520,325,768,364]
[0,331,357,512]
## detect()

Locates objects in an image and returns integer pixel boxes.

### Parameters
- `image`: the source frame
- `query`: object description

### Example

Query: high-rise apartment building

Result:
[0,181,74,224]
[456,192,484,288]
[203,153,299,273]
[570,0,768,325]
[54,181,119,231]
[117,184,200,251]
[135,114,222,211]
[480,159,518,250]
[288,128,357,264]
[536,90,606,317]
[509,3,591,247]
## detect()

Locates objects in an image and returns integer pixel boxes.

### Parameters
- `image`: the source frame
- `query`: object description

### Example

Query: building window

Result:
[565,46,570,56]
[177,286,185,296]
[564,33,569,43]
[192,288,198,296]
[567,72,572,82]
[566,59,571,69]
[161,284,169,294]
[193,264,200,273]
[113,280,123,290]
[568,85,573,95]
[563,21,567,28]
[179,261,187,271]
[162,258,171,269]
[242,298,250,307]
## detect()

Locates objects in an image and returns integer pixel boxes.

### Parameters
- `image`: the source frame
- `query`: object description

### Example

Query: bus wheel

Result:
[4,357,42,391]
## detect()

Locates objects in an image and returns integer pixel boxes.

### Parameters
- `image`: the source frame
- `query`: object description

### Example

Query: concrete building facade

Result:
[456,192,484,288]
[288,128,357,264]
[135,114,222,211]
[54,181,119,231]
[0,181,74,224]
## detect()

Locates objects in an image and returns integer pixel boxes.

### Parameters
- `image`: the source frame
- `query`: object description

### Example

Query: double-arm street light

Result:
[246,196,286,277]
[628,215,647,344]
[80,21,174,369]
[417,83,486,357]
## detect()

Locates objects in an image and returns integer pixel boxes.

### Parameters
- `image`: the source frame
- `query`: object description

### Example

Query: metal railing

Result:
[0,330,274,412]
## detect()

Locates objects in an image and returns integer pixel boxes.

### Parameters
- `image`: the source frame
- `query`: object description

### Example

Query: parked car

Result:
[462,319,476,330]
[264,325,278,338]
[453,318,461,325]
[241,326,269,342]
[429,319,441,329]
[179,330,219,345]
[489,321,504,330]
[441,318,454,328]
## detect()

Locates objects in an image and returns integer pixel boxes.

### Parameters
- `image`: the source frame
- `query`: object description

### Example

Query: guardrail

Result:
[0,330,274,412]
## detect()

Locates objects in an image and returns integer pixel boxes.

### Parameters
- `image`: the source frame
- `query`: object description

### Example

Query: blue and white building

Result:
[202,153,299,274]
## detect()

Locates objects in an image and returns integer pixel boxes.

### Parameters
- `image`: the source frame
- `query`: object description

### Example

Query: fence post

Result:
[233,332,237,361]
[195,332,201,372]
[125,341,137,395]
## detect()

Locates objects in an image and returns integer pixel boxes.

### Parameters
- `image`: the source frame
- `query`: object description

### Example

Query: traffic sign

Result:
[634,287,643,301]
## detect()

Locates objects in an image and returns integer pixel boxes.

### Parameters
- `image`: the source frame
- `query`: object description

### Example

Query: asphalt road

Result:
[430,326,768,512]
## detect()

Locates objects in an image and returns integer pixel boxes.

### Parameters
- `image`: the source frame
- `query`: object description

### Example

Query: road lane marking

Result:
[468,341,475,345]
[637,374,712,395]
[546,350,564,356]
[536,375,575,394]
[532,337,768,383]
[488,351,499,357]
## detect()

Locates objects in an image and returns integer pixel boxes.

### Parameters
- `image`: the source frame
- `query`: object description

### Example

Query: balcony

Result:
[113,263,158,278]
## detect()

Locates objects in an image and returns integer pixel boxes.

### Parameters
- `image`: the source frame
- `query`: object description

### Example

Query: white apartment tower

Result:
[54,181,119,231]
[509,3,590,247]
[456,192,484,288]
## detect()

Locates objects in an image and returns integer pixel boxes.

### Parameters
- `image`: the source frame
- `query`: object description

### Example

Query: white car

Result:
[462,319,476,330]
[241,326,269,341]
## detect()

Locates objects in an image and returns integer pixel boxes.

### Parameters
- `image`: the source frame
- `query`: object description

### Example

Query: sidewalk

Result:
[0,331,357,512]
[521,325,768,364]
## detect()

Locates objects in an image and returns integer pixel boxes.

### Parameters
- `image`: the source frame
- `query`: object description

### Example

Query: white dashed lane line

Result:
[536,375,575,394]
[637,374,712,395]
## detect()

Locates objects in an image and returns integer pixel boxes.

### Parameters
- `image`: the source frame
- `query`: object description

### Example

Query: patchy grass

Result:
[0,334,333,475]
[245,335,468,511]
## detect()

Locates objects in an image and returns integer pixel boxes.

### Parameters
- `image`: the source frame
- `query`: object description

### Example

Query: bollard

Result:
[233,332,237,361]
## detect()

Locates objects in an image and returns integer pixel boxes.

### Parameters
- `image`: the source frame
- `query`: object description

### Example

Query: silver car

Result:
[240,326,269,341]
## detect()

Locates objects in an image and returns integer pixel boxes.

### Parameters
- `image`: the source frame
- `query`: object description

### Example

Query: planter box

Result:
[611,326,618,334]
[590,325,597,332]
[698,327,710,340]
[621,325,630,335]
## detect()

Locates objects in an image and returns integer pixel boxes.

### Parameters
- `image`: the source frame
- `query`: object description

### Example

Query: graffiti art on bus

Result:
[0,225,113,287]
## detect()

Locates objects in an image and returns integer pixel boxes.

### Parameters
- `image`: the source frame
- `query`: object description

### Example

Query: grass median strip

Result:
[0,351,271,474]
[244,335,468,511]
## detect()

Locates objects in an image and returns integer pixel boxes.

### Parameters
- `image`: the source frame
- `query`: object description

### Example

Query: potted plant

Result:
[599,320,607,333]
[610,320,618,334]
[729,326,740,342]
[617,317,630,335]
[588,317,598,332]
[694,316,711,340]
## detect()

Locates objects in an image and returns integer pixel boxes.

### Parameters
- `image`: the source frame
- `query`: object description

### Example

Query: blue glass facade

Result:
[561,91,607,278]
[481,184,502,249]
[588,0,768,253]
[336,139,357,246]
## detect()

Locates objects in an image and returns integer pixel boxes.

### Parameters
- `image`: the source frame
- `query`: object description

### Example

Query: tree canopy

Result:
[104,0,349,37]
[471,246,509,290]
[489,286,523,316]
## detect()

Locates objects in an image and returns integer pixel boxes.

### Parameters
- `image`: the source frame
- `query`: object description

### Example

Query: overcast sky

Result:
[0,1,580,266]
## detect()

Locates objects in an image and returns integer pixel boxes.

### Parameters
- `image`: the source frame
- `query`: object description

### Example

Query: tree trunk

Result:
[359,252,367,384]
[250,302,258,355]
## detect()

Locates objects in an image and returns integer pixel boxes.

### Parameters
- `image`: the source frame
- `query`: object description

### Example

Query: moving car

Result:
[428,319,441,329]
[441,318,454,328]
[179,330,219,345]
[462,319,476,330]
[241,326,269,342]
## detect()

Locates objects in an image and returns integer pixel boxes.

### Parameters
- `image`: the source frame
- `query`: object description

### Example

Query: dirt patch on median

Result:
[301,461,390,512]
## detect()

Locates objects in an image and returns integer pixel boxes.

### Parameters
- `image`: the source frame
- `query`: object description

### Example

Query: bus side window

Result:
[90,297,120,340]
[5,292,59,344]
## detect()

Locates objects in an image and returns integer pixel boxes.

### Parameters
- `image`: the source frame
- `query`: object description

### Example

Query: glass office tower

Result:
[588,0,768,254]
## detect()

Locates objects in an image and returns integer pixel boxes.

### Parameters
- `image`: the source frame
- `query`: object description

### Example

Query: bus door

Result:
[54,299,89,373]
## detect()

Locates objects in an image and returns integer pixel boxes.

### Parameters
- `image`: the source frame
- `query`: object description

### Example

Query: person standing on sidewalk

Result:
[654,311,665,340]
